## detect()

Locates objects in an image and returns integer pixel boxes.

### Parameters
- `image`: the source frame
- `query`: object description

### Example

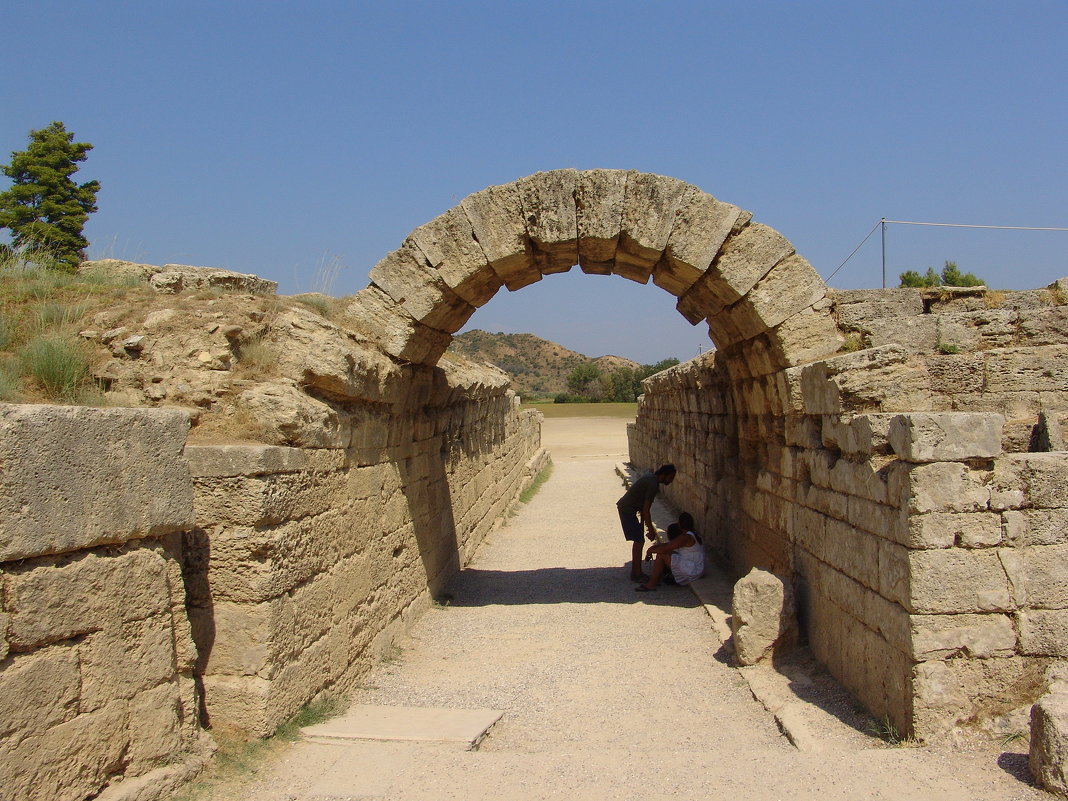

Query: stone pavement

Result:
[205,417,1044,801]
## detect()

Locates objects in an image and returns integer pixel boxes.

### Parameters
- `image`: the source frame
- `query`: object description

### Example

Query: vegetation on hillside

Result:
[0,122,100,271]
[559,357,680,403]
[899,261,985,288]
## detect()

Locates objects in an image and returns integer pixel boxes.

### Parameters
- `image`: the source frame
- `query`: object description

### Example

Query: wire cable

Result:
[883,220,1068,231]
[826,219,882,282]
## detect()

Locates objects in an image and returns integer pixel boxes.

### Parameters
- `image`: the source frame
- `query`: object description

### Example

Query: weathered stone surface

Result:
[999,544,1068,609]
[834,289,924,330]
[368,242,475,333]
[236,381,351,448]
[799,345,924,415]
[408,206,502,307]
[907,511,1002,549]
[0,405,193,561]
[732,255,828,340]
[345,286,451,364]
[767,305,844,368]
[79,617,177,712]
[517,169,580,274]
[864,315,940,351]
[906,548,1012,613]
[887,412,1004,462]
[185,444,310,477]
[1019,609,1068,656]
[0,645,81,746]
[1002,508,1068,546]
[460,181,540,290]
[6,548,171,649]
[705,222,795,307]
[985,346,1068,393]
[81,259,278,295]
[731,568,797,665]
[615,172,692,282]
[888,461,990,515]
[991,453,1068,510]
[910,613,1016,659]
[1031,691,1068,797]
[654,189,747,297]
[575,168,626,274]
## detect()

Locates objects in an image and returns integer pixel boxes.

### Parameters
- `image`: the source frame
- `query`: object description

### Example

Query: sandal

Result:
[635,585,656,592]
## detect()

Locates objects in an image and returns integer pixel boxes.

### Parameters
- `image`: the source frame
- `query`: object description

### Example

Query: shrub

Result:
[17,334,92,400]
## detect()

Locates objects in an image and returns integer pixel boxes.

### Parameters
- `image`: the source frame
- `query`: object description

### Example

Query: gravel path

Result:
[203,417,1044,801]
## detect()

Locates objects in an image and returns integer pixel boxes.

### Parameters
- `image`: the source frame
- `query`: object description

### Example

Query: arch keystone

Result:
[517,169,580,275]
[576,169,626,275]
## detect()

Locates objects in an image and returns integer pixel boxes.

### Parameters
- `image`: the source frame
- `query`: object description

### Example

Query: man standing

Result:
[616,464,676,581]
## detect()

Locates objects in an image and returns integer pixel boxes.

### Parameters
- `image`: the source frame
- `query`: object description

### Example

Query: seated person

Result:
[635,512,704,592]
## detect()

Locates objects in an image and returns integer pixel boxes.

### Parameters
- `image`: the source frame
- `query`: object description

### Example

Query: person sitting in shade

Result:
[616,464,676,581]
[635,512,704,592]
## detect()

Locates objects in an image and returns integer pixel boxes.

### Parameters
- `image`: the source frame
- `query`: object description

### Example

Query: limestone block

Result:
[575,168,626,274]
[615,172,692,282]
[731,568,797,665]
[907,548,1012,613]
[821,413,897,460]
[236,381,350,449]
[184,444,309,478]
[460,180,540,290]
[676,269,728,325]
[833,289,924,330]
[517,169,580,274]
[985,346,1068,393]
[878,538,911,610]
[822,517,880,589]
[79,616,177,711]
[0,701,128,801]
[991,453,1068,510]
[408,206,502,307]
[907,512,1002,549]
[705,222,795,307]
[344,286,452,364]
[0,405,193,562]
[926,353,986,395]
[123,695,188,778]
[368,243,475,334]
[0,645,80,746]
[202,600,271,676]
[1003,509,1068,546]
[1020,306,1068,346]
[863,314,940,351]
[999,544,1068,609]
[887,412,1004,463]
[910,613,1017,659]
[767,305,844,368]
[6,548,171,650]
[1030,691,1068,797]
[1019,610,1068,656]
[888,461,990,514]
[732,254,828,339]
[654,189,747,297]
[799,345,912,415]
[160,263,278,295]
[200,674,271,735]
[265,306,404,404]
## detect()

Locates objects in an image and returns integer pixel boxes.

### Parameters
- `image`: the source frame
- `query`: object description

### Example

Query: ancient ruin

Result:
[2,169,1067,799]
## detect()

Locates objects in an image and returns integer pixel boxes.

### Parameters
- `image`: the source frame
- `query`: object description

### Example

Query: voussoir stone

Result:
[408,206,502,307]
[615,172,692,283]
[654,188,749,297]
[460,180,540,290]
[368,242,476,333]
[517,169,580,274]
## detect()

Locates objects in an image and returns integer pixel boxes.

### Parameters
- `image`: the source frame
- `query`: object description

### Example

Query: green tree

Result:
[0,122,100,271]
[566,363,601,397]
[939,260,984,287]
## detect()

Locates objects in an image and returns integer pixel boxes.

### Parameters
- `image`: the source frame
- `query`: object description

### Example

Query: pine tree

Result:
[0,122,100,271]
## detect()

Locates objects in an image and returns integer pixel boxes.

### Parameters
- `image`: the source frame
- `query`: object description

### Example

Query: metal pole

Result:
[880,218,887,288]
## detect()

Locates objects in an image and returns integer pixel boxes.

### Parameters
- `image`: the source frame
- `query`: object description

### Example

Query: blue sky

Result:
[2,1,1065,364]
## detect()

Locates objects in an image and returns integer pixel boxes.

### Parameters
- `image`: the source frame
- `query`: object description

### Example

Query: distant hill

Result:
[448,330,641,398]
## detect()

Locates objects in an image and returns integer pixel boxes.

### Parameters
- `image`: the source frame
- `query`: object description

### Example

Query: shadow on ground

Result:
[442,566,703,607]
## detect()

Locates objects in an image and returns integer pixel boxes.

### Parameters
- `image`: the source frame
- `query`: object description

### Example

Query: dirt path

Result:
[201,417,1043,801]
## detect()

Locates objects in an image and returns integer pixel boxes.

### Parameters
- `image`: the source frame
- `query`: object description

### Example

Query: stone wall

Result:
[0,371,545,795]
[0,405,211,801]
[185,389,546,736]
[630,284,1068,740]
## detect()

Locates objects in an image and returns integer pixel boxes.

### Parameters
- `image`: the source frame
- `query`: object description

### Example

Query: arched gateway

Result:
[348,169,843,371]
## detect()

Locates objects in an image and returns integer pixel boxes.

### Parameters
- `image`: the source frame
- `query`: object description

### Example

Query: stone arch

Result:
[347,169,844,383]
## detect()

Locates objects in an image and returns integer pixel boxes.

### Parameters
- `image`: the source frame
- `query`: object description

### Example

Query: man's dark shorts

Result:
[618,507,644,542]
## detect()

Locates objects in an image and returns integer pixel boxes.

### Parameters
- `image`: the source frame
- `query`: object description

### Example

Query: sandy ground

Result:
[191,417,1045,801]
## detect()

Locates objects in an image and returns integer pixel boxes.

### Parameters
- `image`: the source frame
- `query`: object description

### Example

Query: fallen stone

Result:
[731,568,797,665]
